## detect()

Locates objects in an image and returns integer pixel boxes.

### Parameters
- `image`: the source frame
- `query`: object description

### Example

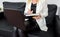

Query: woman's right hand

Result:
[27,9,33,14]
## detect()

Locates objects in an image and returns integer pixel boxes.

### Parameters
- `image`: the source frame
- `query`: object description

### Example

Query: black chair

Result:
[55,15,60,37]
[0,18,17,37]
[3,2,57,37]
[18,3,57,37]
[0,12,4,19]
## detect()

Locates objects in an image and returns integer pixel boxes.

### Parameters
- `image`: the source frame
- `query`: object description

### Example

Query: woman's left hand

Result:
[32,15,41,20]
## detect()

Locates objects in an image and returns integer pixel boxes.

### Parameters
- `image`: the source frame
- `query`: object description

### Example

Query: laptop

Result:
[3,2,26,31]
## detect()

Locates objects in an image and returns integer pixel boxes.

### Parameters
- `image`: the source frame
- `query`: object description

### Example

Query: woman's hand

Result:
[27,9,33,14]
[32,15,41,20]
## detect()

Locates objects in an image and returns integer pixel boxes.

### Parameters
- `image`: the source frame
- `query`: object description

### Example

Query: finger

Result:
[32,17,36,19]
[37,16,40,19]
[30,10,33,14]
[28,11,31,14]
[32,17,35,18]
[31,10,33,12]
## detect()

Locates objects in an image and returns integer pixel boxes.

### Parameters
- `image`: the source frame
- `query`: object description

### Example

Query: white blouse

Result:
[24,0,48,31]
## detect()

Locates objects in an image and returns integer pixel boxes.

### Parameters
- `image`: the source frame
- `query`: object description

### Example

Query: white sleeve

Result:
[40,0,48,18]
[24,0,28,15]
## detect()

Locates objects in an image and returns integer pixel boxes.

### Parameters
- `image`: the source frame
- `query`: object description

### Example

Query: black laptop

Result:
[3,2,26,31]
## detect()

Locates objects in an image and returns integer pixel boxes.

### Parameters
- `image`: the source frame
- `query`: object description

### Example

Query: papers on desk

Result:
[25,14,39,16]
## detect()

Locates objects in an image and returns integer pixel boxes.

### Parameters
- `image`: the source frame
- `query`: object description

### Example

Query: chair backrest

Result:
[3,2,25,30]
